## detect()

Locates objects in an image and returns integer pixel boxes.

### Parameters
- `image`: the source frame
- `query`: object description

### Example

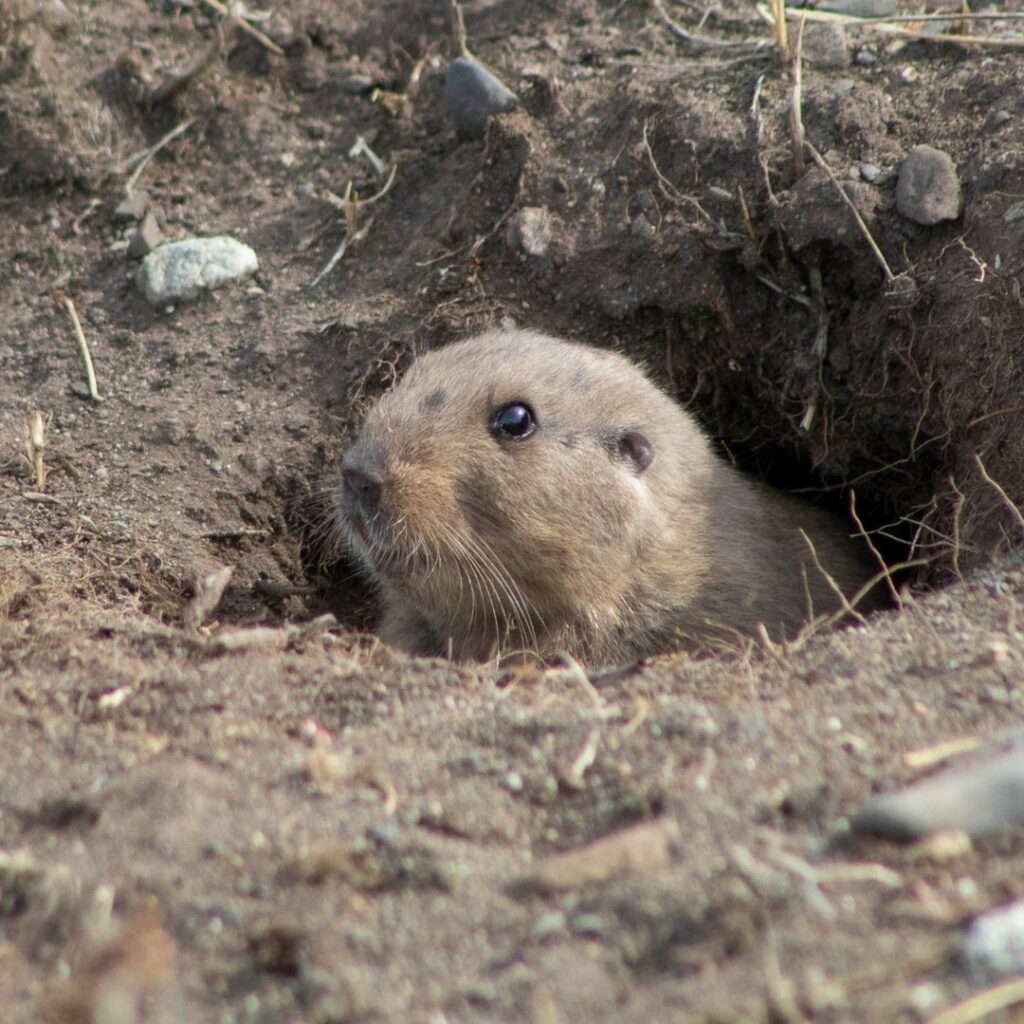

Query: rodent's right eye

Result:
[490,402,536,440]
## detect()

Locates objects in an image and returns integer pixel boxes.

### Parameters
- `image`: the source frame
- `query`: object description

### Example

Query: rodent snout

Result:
[342,465,383,516]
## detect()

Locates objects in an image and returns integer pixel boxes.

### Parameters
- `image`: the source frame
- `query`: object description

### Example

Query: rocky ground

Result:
[3,0,1024,1021]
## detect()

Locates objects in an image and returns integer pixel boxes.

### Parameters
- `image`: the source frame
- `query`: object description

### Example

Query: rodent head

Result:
[338,329,709,661]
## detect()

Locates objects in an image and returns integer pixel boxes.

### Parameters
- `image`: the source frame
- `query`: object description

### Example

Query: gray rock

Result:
[859,163,882,183]
[964,901,1024,980]
[506,207,553,256]
[850,747,1024,842]
[114,190,150,222]
[896,145,962,225]
[803,23,849,68]
[136,236,258,306]
[820,0,898,16]
[827,78,856,99]
[630,214,657,239]
[445,57,518,139]
[127,211,164,258]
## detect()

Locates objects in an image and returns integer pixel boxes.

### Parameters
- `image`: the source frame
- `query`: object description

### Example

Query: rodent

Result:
[337,328,878,665]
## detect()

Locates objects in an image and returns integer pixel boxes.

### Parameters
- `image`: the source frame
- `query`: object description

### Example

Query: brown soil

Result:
[2,1,1024,1021]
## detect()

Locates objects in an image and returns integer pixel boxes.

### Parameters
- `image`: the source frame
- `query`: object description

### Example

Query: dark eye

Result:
[490,402,536,440]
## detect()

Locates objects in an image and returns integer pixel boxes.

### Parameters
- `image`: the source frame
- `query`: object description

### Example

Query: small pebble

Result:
[136,236,259,305]
[341,75,376,95]
[803,23,849,68]
[630,214,657,239]
[963,901,1024,980]
[445,57,518,138]
[127,210,164,258]
[506,207,553,256]
[908,982,945,1018]
[851,747,1024,842]
[859,163,882,183]
[531,911,566,941]
[114,190,150,222]
[896,145,962,226]
[854,49,877,66]
[827,78,856,99]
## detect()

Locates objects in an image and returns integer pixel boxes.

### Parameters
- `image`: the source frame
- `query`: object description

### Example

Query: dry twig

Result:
[640,119,714,223]
[849,490,901,606]
[804,142,896,283]
[24,411,47,489]
[309,164,398,287]
[348,135,388,177]
[904,736,980,771]
[121,118,197,195]
[449,0,472,59]
[652,0,765,49]
[926,979,1024,1024]
[556,652,613,718]
[54,294,102,402]
[200,0,284,55]
[562,729,601,789]
[974,453,1024,534]
[757,3,1024,48]
[768,0,789,59]
[791,552,933,650]
[800,529,868,627]
[788,14,805,176]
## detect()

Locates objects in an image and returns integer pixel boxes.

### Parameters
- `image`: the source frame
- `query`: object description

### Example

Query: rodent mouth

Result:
[348,512,411,582]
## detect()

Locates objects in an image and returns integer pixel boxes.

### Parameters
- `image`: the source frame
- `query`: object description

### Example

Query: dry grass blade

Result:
[788,13,805,176]
[925,978,1024,1024]
[309,164,397,287]
[24,411,46,488]
[804,141,896,283]
[641,119,714,222]
[849,490,901,606]
[449,0,472,59]
[652,0,765,49]
[799,529,868,626]
[121,118,197,195]
[562,729,601,790]
[769,0,789,59]
[348,135,388,177]
[756,2,1024,48]
[904,736,981,771]
[556,651,610,716]
[200,0,284,55]
[53,294,102,402]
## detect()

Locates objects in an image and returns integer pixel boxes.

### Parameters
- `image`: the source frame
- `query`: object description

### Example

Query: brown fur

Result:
[337,329,877,665]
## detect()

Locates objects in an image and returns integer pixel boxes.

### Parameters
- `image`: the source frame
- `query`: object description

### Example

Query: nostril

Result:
[342,467,382,511]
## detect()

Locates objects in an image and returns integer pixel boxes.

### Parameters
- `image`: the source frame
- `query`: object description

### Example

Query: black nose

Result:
[342,466,383,513]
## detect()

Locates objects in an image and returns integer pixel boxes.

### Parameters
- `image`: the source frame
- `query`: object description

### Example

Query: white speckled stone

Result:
[136,236,258,305]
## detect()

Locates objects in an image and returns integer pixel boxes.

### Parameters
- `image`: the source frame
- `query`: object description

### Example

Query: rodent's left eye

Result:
[490,402,536,440]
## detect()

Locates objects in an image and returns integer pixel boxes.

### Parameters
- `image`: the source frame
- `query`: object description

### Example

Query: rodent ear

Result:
[618,430,654,474]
